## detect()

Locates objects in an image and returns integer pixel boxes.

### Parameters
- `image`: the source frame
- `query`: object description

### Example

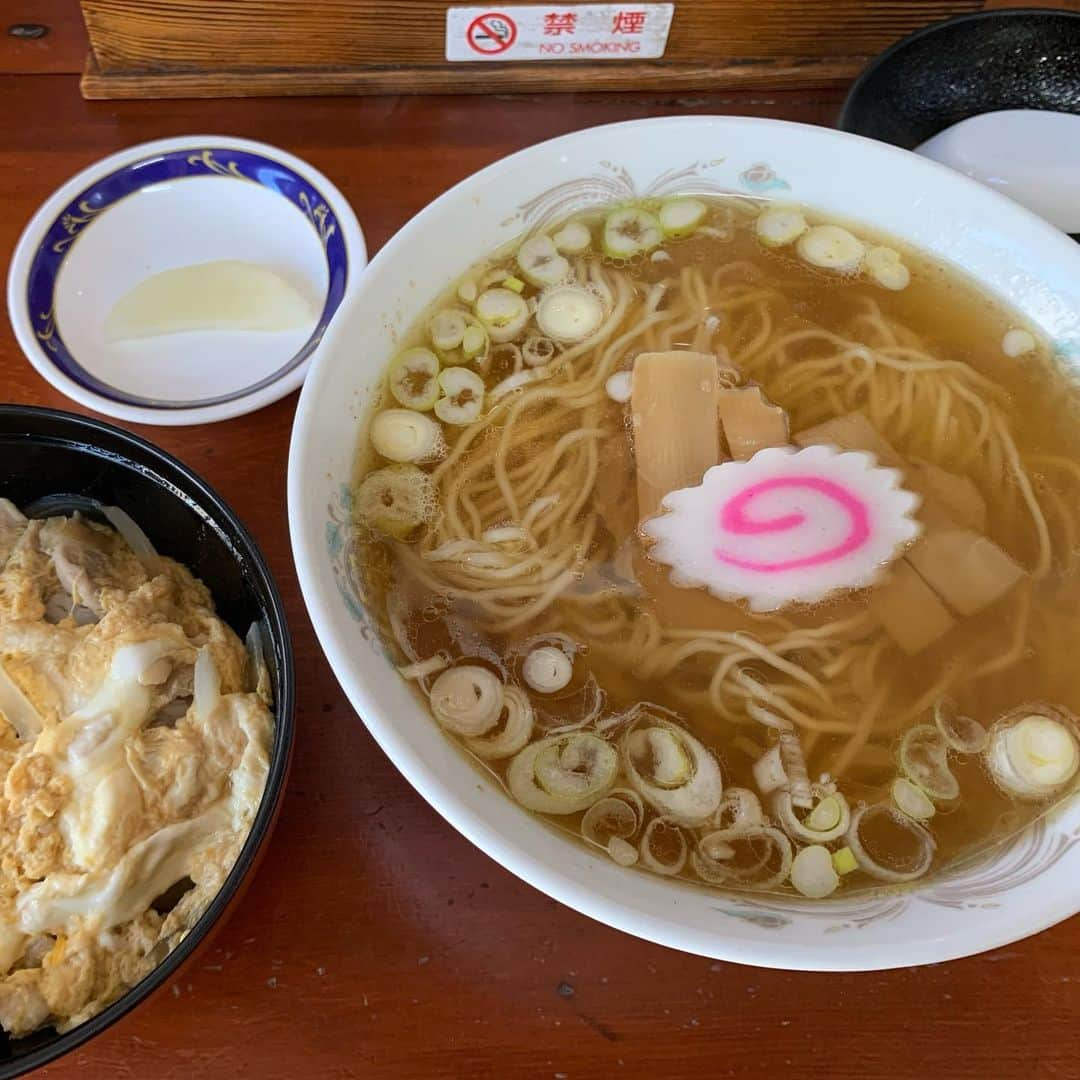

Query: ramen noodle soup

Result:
[351,195,1080,900]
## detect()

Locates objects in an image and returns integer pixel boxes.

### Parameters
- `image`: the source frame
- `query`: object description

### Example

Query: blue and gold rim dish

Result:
[7,136,366,426]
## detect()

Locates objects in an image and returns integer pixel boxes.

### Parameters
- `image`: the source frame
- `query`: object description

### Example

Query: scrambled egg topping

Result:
[0,499,272,1037]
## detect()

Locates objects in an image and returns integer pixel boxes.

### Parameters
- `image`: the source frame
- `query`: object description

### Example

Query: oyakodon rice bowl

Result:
[289,118,1080,971]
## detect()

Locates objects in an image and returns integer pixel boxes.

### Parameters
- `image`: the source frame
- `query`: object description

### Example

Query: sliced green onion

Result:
[832,846,857,876]
[429,309,468,352]
[806,795,842,832]
[797,224,865,273]
[502,275,526,294]
[354,465,436,539]
[622,718,722,826]
[899,724,959,801]
[434,366,485,425]
[628,727,690,788]
[535,285,604,343]
[692,826,793,889]
[891,776,936,821]
[466,685,533,760]
[639,816,687,876]
[475,287,530,343]
[581,793,641,857]
[986,705,1080,801]
[933,698,988,754]
[755,206,808,248]
[658,197,707,238]
[607,836,639,866]
[711,787,764,831]
[552,221,591,255]
[457,278,478,304]
[516,235,570,288]
[522,645,573,693]
[605,371,632,403]
[507,732,617,814]
[461,324,488,364]
[387,347,440,411]
[430,665,504,737]
[370,408,445,463]
[790,844,839,899]
[845,804,935,883]
[521,334,556,368]
[752,745,788,795]
[773,790,849,843]
[865,245,911,291]
[602,207,663,259]
[1002,328,1036,358]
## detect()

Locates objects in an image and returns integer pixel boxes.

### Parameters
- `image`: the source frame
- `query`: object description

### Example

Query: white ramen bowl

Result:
[289,117,1080,971]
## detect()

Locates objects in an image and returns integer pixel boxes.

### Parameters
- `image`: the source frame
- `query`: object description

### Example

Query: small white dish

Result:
[916,110,1080,234]
[7,136,366,426]
[289,116,1080,972]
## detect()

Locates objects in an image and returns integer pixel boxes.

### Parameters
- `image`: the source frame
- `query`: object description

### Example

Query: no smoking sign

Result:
[466,11,517,54]
[446,4,674,63]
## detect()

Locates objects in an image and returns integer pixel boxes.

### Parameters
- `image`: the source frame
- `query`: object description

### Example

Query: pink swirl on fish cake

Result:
[715,475,871,573]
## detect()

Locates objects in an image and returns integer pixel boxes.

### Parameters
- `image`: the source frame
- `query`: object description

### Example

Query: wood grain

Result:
[0,74,1076,1079]
[81,53,858,99]
[75,0,1001,97]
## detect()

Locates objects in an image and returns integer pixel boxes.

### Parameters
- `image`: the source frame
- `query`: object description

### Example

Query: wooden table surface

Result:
[1,33,1077,1080]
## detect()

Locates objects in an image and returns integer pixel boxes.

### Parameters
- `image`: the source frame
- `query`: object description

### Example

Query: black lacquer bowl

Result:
[839,8,1080,149]
[0,405,294,1077]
